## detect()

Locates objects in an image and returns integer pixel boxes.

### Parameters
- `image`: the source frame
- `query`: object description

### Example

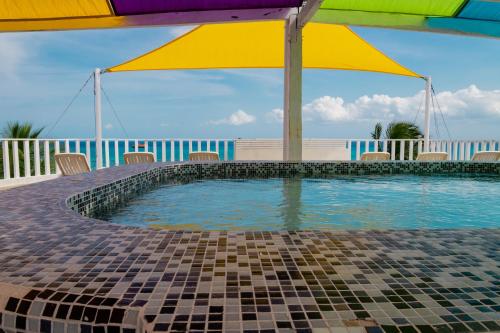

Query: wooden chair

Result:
[360,152,390,161]
[189,152,220,161]
[54,153,91,176]
[123,152,155,165]
[471,151,500,161]
[416,152,448,161]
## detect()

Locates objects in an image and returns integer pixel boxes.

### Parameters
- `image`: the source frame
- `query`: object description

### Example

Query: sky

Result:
[1,24,500,140]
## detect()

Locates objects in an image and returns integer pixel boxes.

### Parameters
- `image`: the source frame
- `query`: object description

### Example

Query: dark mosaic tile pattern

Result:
[0,161,499,333]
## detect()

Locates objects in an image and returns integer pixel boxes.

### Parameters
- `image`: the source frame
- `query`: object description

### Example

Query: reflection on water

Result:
[281,178,302,230]
[100,175,500,231]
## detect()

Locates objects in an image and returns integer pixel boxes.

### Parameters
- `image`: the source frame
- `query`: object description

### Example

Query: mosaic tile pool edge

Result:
[66,161,500,219]
[1,161,499,333]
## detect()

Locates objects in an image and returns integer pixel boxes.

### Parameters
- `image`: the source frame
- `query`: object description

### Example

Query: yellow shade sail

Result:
[0,0,112,20]
[107,21,421,78]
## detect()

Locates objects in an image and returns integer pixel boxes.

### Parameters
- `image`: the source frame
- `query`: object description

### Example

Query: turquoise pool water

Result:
[102,175,500,230]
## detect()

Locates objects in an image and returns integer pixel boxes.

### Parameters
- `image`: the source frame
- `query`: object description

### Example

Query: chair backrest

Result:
[471,151,500,161]
[189,152,220,161]
[123,152,155,165]
[54,153,91,176]
[416,152,448,161]
[361,152,390,161]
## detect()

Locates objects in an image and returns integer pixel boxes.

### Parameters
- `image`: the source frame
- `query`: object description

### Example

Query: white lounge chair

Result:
[416,152,448,161]
[124,152,155,165]
[361,152,390,161]
[189,152,220,161]
[471,151,500,161]
[54,153,91,176]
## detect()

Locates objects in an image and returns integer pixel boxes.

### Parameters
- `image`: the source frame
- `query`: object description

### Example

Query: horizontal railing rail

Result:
[0,138,498,183]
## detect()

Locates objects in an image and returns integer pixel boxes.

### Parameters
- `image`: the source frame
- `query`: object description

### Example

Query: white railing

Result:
[0,138,234,182]
[0,138,498,184]
[347,139,499,161]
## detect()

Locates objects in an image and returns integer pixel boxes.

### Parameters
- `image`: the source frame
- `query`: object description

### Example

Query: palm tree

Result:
[1,121,45,178]
[384,121,422,140]
[371,121,422,159]
[2,121,44,139]
[371,122,383,140]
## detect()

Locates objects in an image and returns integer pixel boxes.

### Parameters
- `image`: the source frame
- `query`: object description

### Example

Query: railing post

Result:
[105,139,110,168]
[409,140,414,160]
[34,139,41,176]
[44,140,51,175]
[355,141,360,160]
[346,140,352,160]
[64,139,70,153]
[170,139,175,161]
[161,140,166,162]
[390,140,396,160]
[114,140,119,166]
[153,140,157,161]
[85,140,91,168]
[23,140,31,177]
[224,140,229,161]
[179,140,184,161]
[54,140,60,174]
[2,140,10,179]
[13,140,20,178]
[399,140,405,160]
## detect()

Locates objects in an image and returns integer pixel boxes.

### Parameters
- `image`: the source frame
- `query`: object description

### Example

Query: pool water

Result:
[102,175,500,230]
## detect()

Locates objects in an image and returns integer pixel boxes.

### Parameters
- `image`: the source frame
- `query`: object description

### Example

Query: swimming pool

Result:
[100,174,500,230]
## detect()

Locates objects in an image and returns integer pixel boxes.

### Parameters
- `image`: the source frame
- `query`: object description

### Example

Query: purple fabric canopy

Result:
[112,0,303,16]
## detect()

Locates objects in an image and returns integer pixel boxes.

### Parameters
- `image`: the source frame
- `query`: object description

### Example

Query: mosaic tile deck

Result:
[0,161,499,333]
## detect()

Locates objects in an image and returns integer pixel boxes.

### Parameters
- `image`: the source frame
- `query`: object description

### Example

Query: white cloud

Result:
[210,110,256,126]
[0,34,30,78]
[104,123,113,130]
[265,108,284,123]
[266,85,500,123]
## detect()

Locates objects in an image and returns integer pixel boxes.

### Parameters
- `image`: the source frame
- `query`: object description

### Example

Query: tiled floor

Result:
[0,162,498,333]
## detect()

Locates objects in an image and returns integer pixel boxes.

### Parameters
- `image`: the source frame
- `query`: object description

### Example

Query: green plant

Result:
[1,121,45,178]
[371,121,423,159]
[371,122,383,140]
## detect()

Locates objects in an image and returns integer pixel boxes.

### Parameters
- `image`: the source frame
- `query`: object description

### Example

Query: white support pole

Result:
[94,68,103,169]
[283,14,303,161]
[423,76,432,152]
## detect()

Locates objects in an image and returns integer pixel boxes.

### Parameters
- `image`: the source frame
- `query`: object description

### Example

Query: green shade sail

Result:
[320,0,465,16]
[315,0,500,38]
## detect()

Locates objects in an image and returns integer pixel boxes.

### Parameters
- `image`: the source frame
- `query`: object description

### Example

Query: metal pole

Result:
[424,76,432,152]
[283,15,303,161]
[94,68,103,169]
